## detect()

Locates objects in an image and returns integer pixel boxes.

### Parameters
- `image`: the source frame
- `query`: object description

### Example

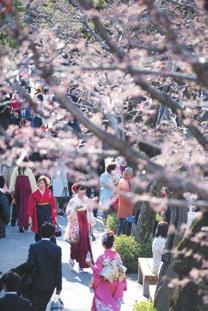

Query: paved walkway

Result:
[0,216,144,310]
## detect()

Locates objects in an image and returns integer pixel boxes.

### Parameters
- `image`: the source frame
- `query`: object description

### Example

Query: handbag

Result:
[50,295,64,311]
[55,222,62,237]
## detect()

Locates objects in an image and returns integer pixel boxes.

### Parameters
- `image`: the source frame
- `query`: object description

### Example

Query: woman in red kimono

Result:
[9,166,37,233]
[28,176,57,241]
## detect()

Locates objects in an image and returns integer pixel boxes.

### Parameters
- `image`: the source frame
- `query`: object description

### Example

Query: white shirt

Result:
[51,164,69,197]
[152,236,166,275]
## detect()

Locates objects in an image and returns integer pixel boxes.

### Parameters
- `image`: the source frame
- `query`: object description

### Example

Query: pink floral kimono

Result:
[64,194,95,268]
[91,249,127,311]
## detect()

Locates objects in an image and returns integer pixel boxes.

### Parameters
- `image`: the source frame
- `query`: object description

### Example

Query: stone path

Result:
[0,216,144,310]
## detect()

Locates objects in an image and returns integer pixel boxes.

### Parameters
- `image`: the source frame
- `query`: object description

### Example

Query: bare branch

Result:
[81,64,197,81]
[50,88,162,172]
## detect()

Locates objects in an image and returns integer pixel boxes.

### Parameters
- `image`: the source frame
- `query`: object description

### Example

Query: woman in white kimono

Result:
[64,183,95,272]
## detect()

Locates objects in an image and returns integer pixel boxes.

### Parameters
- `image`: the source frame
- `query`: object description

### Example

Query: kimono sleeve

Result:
[50,191,57,220]
[8,167,18,193]
[27,192,36,218]
[92,254,104,278]
[66,198,75,216]
[27,168,37,192]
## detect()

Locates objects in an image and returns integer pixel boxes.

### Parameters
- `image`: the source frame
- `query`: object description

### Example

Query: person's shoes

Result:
[69,258,75,270]
[19,227,24,233]
[78,267,84,273]
[58,211,64,216]
[11,221,16,227]
[24,226,29,230]
[91,234,96,241]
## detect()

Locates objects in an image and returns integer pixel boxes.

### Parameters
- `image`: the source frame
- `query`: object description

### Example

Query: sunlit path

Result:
[0,217,143,310]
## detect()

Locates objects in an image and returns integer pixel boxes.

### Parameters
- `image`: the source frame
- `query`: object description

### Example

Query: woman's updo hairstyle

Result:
[38,175,50,188]
[102,230,115,249]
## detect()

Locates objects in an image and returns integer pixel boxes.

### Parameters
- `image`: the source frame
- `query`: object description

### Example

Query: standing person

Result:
[28,176,57,241]
[0,271,33,311]
[9,165,37,233]
[117,167,134,236]
[30,109,43,128]
[27,223,62,311]
[0,163,16,226]
[21,102,31,121]
[99,163,117,218]
[64,112,81,133]
[65,183,94,272]
[10,109,21,126]
[0,176,10,238]
[51,161,69,216]
[10,92,21,112]
[114,156,127,184]
[86,231,127,311]
[152,221,169,275]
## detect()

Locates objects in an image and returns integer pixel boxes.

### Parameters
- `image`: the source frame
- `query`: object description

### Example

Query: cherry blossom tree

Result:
[0,0,208,309]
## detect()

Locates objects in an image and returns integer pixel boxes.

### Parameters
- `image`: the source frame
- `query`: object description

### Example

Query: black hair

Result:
[37,94,44,102]
[106,164,117,174]
[40,222,55,238]
[0,175,5,188]
[76,183,87,192]
[155,221,169,238]
[1,271,20,292]
[102,231,115,249]
[18,167,26,176]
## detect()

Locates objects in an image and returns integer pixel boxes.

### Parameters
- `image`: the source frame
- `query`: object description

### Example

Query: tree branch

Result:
[81,64,197,81]
[50,87,162,172]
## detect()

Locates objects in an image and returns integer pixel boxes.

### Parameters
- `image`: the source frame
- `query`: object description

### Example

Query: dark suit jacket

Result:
[0,293,32,311]
[0,191,10,224]
[27,240,62,292]
[31,116,43,128]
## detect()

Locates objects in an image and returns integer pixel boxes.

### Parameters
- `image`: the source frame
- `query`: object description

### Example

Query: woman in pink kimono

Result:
[86,231,127,311]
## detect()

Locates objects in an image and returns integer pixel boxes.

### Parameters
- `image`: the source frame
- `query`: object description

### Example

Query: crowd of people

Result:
[0,155,134,311]
[0,128,174,311]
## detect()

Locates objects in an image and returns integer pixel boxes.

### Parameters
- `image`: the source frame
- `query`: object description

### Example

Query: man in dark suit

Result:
[0,271,32,311]
[27,223,62,311]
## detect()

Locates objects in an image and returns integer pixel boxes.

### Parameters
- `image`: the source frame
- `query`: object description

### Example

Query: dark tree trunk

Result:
[168,208,208,311]
[154,205,187,311]
[131,201,155,243]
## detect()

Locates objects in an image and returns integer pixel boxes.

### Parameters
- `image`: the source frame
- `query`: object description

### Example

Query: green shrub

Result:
[106,213,119,234]
[114,235,140,273]
[156,213,163,222]
[139,237,153,258]
[133,301,157,311]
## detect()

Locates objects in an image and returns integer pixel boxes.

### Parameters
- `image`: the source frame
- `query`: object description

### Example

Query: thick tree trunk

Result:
[131,202,155,243]
[168,208,208,311]
[154,205,187,311]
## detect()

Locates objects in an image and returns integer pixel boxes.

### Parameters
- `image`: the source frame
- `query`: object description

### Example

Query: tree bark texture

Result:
[154,205,187,311]
[168,209,208,311]
[131,202,155,243]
